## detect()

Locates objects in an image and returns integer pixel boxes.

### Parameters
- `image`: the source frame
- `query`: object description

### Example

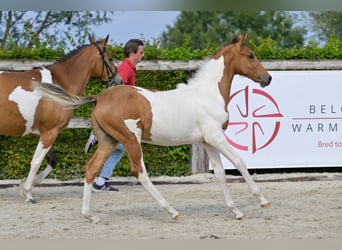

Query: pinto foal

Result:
[35,34,272,223]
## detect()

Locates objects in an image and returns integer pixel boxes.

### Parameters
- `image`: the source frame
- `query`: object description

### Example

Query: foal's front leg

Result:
[207,137,270,208]
[204,143,245,219]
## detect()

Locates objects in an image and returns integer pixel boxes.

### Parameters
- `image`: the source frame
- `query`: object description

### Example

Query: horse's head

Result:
[213,34,271,88]
[89,34,123,87]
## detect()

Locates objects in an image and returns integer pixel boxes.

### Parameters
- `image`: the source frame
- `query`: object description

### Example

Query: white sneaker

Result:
[84,130,98,153]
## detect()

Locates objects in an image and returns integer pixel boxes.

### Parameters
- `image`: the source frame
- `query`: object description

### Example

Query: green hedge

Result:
[0,36,341,180]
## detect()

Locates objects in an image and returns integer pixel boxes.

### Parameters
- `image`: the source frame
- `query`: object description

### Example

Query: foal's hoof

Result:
[261,202,271,208]
[237,215,247,221]
[172,213,181,220]
[83,214,101,224]
[91,217,101,224]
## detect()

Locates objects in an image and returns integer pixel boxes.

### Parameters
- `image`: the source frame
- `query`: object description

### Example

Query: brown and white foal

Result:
[35,34,271,223]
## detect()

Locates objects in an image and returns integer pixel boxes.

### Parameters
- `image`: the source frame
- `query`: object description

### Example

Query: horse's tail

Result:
[33,82,97,109]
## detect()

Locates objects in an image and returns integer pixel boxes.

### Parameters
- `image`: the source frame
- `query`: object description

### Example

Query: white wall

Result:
[221,70,342,169]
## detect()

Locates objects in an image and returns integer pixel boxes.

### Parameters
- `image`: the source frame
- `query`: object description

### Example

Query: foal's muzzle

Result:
[260,74,272,87]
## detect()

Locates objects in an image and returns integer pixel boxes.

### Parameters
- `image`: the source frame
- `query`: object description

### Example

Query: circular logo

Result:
[226,85,283,154]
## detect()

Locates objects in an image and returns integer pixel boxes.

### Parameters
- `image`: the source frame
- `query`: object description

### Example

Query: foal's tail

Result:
[33,82,97,109]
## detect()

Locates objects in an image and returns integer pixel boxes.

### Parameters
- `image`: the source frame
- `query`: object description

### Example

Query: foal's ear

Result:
[240,34,248,46]
[88,34,96,44]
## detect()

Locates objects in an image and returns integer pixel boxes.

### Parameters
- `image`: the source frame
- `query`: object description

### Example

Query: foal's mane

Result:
[185,35,245,87]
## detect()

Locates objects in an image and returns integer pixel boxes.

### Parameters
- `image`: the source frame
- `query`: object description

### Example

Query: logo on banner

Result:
[226,85,283,154]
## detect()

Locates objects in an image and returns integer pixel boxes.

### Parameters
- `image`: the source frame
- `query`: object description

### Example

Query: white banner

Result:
[221,70,342,169]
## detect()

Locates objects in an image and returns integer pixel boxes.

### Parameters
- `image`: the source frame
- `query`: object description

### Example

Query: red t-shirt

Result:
[118,58,136,86]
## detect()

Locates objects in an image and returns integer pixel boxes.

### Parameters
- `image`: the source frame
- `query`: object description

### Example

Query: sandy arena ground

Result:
[0,173,341,239]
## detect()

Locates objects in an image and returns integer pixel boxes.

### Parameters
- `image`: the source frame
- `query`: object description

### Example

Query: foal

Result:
[36,34,272,222]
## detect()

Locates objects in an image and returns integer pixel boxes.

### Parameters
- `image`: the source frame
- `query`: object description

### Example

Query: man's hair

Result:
[123,39,144,58]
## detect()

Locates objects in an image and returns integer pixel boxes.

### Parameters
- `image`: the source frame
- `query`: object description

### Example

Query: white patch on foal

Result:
[124,118,142,143]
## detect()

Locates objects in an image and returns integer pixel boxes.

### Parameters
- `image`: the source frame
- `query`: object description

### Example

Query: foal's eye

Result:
[247,53,254,60]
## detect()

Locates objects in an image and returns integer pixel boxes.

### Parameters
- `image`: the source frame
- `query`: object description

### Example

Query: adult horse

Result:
[35,34,272,222]
[0,35,122,203]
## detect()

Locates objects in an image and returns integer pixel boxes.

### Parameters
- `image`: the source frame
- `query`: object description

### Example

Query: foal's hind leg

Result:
[82,138,118,223]
[137,166,180,219]
[126,142,180,219]
[82,147,117,223]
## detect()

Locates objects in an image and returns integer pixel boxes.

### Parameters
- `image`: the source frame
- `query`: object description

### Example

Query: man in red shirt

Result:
[118,52,138,85]
[85,39,144,191]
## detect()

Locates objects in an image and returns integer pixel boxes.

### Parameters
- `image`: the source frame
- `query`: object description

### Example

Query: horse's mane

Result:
[185,56,219,87]
[45,44,91,68]
[186,38,238,86]
[185,38,243,87]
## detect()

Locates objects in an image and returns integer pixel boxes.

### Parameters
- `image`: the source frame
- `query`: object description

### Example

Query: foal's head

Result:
[213,34,272,87]
[89,35,122,87]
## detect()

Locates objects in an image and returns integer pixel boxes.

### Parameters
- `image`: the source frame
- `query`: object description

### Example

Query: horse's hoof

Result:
[236,215,247,220]
[172,213,181,220]
[83,214,101,224]
[92,217,101,224]
[261,202,271,208]
[25,198,37,204]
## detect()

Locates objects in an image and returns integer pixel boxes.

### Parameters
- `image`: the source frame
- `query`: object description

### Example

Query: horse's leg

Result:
[207,136,269,208]
[33,148,57,185]
[126,142,180,220]
[204,143,245,219]
[82,180,98,223]
[137,165,180,219]
[20,139,51,203]
[81,141,117,223]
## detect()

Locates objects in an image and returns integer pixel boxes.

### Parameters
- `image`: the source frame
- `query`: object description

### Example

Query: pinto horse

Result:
[0,35,122,203]
[35,34,272,222]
